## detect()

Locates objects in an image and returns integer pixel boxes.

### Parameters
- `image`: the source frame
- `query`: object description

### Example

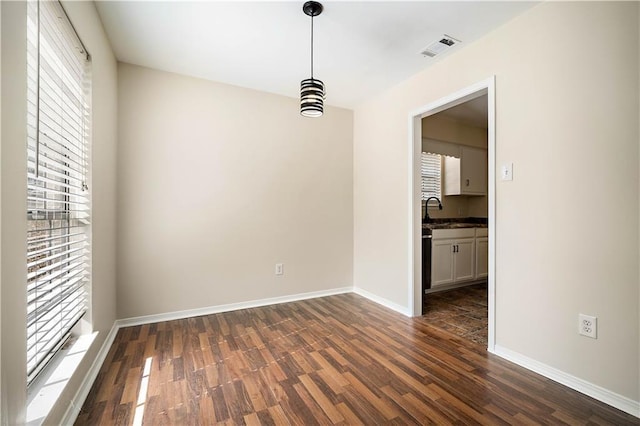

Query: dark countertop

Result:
[422,218,487,234]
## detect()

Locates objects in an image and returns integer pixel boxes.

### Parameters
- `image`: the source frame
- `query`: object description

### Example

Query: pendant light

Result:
[300,1,325,117]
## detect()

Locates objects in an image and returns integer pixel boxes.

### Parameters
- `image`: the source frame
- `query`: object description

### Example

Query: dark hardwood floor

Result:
[76,293,638,425]
[424,283,488,345]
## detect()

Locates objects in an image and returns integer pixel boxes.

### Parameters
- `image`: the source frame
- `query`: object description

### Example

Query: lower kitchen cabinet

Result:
[431,239,455,286]
[454,238,475,281]
[475,236,488,279]
[431,228,475,288]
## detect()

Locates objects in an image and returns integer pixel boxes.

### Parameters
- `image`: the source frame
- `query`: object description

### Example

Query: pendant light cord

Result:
[310,14,314,79]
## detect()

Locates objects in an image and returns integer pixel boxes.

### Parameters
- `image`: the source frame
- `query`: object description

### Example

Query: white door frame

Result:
[408,76,496,351]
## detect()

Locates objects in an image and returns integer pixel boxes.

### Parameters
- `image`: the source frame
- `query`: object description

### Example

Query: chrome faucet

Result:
[423,196,442,222]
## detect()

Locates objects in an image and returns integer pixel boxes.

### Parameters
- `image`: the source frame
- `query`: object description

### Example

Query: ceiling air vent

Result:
[420,35,461,58]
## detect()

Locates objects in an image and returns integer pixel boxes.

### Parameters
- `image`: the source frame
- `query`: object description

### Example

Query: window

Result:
[421,152,442,200]
[26,0,91,386]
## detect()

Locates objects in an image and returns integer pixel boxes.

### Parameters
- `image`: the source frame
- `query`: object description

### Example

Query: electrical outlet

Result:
[578,314,597,338]
[275,263,284,276]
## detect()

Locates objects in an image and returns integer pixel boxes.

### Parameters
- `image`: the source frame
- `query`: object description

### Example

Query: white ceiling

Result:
[439,95,488,129]
[95,1,536,109]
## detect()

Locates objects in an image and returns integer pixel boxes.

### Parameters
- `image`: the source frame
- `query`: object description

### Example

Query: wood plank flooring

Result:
[76,293,638,425]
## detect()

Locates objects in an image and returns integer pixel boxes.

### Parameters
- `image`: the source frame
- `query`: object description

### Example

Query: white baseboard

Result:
[353,286,412,316]
[61,323,120,424]
[493,345,640,418]
[117,286,353,328]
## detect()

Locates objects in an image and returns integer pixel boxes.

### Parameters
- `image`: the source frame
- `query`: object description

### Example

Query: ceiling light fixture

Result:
[300,1,325,118]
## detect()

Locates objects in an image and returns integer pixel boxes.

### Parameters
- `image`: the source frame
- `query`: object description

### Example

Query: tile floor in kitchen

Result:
[423,282,488,346]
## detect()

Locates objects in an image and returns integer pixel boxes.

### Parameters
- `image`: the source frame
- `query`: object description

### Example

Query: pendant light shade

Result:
[300,1,325,117]
[300,78,325,117]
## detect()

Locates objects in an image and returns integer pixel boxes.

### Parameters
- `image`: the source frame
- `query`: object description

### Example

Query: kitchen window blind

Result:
[26,0,91,386]
[421,152,441,200]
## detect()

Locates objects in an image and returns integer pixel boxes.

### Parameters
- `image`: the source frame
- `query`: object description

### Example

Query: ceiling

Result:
[438,95,488,129]
[95,1,536,109]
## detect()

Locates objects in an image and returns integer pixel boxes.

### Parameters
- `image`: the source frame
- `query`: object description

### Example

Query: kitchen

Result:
[420,94,489,345]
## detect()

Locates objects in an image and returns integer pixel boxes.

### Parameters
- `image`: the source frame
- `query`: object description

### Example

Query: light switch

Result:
[501,163,513,181]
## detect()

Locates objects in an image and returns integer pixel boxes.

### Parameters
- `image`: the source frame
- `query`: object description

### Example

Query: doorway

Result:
[409,77,496,351]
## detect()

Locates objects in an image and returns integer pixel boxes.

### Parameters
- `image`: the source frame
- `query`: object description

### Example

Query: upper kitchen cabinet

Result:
[443,147,487,196]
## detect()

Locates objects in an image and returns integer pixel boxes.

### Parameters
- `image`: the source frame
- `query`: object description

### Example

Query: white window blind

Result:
[421,152,441,200]
[26,0,91,385]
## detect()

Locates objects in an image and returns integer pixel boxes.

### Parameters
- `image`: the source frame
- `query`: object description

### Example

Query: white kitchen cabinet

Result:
[431,239,455,286]
[475,236,488,279]
[431,228,475,288]
[454,238,475,281]
[443,147,487,196]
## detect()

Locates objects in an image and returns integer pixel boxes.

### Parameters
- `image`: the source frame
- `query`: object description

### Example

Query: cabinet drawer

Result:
[432,228,475,240]
[475,228,488,237]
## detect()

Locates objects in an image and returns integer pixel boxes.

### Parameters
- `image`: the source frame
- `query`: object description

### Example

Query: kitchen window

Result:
[26,0,91,386]
[421,152,442,200]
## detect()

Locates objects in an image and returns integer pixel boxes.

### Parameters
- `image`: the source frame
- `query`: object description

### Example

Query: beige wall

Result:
[422,114,489,219]
[426,193,488,220]
[2,3,29,421]
[425,196,471,220]
[0,2,3,422]
[116,63,353,319]
[354,1,639,403]
[422,114,487,149]
[467,195,488,218]
[0,1,118,423]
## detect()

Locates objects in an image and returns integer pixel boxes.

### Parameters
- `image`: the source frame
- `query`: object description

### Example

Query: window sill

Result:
[26,332,97,426]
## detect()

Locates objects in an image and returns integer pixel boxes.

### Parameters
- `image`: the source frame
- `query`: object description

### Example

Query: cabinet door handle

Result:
[465,179,470,187]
